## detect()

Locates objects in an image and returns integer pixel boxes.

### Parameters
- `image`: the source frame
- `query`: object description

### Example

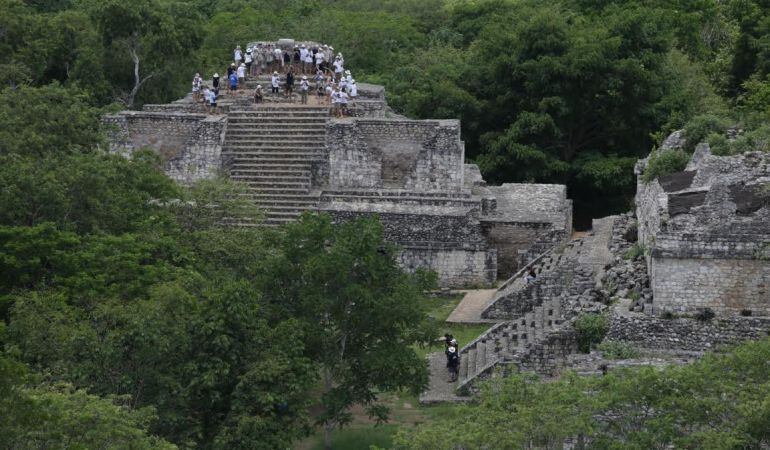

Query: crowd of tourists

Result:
[191,41,358,116]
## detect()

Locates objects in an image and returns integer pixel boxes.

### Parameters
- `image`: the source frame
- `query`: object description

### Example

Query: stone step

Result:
[459,351,469,383]
[224,135,321,142]
[227,117,328,125]
[226,121,327,127]
[231,174,311,182]
[225,126,325,133]
[475,341,487,373]
[226,152,323,160]
[229,169,311,177]
[244,187,310,195]
[234,180,312,188]
[465,348,477,383]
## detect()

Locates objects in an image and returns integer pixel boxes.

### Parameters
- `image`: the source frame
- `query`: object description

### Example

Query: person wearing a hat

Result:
[233,45,242,65]
[253,84,263,104]
[333,56,344,81]
[299,75,309,104]
[299,44,308,74]
[244,47,253,76]
[212,73,220,95]
[237,63,246,90]
[227,62,236,78]
[271,71,280,94]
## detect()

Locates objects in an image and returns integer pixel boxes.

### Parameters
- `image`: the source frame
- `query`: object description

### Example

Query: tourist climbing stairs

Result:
[222,106,329,226]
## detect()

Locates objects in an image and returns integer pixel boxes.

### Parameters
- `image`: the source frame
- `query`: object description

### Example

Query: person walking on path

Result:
[446,346,460,382]
[299,76,309,104]
[212,73,220,94]
[208,88,218,114]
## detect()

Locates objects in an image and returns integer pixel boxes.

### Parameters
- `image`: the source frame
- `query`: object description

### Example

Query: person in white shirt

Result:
[331,86,341,117]
[237,63,246,90]
[333,57,344,81]
[273,47,283,71]
[349,79,358,106]
[345,70,353,84]
[202,87,210,113]
[271,71,280,94]
[299,44,308,74]
[337,89,349,117]
[244,48,253,75]
[303,49,313,75]
[192,73,202,102]
[339,77,347,93]
[234,45,242,64]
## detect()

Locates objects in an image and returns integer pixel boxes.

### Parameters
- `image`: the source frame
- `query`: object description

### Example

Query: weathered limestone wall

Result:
[608,313,770,351]
[481,221,554,277]
[651,257,770,316]
[103,111,226,184]
[324,208,496,287]
[326,119,465,192]
[636,138,770,317]
[398,245,497,287]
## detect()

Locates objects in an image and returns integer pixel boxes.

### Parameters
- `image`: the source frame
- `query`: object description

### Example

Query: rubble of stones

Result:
[601,212,652,313]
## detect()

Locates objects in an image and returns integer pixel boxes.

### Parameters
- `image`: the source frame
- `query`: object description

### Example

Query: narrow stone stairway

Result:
[222,107,328,226]
[419,217,618,403]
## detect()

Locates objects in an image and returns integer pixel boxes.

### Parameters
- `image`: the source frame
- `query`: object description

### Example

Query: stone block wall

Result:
[325,209,495,287]
[103,111,226,184]
[326,119,465,192]
[607,313,770,351]
[398,245,497,287]
[651,257,770,316]
[481,221,558,278]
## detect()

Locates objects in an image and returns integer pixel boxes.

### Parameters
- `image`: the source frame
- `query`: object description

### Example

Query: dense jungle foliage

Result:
[2,0,770,448]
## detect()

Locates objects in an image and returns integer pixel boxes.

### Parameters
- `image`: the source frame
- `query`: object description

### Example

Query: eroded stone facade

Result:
[636,140,770,316]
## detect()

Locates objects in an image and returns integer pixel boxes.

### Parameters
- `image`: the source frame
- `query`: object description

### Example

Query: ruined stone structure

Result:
[103,40,572,288]
[635,134,770,316]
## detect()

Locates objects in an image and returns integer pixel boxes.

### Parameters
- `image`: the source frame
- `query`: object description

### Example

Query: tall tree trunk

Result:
[323,367,334,450]
[125,44,153,108]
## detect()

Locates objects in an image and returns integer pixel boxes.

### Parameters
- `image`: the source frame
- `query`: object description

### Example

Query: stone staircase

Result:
[222,107,329,226]
[419,217,618,402]
[456,296,567,394]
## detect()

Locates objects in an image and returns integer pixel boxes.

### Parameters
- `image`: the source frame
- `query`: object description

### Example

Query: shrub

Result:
[573,313,608,353]
[683,114,731,152]
[695,307,716,322]
[598,341,640,359]
[642,149,690,183]
[623,243,645,260]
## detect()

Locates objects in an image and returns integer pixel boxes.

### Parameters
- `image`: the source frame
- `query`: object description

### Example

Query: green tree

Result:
[259,214,435,450]
[0,354,176,449]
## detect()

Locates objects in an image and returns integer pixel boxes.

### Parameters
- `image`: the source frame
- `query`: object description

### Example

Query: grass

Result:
[414,294,493,359]
[304,425,399,450]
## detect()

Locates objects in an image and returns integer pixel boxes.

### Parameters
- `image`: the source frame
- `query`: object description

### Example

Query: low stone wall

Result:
[651,256,770,316]
[607,313,770,351]
[398,244,497,288]
[103,111,226,184]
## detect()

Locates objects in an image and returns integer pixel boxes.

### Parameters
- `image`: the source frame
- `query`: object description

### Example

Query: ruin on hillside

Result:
[103,40,573,287]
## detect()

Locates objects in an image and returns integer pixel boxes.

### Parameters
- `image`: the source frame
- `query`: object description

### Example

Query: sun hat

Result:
[447,346,456,353]
[213,73,219,77]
